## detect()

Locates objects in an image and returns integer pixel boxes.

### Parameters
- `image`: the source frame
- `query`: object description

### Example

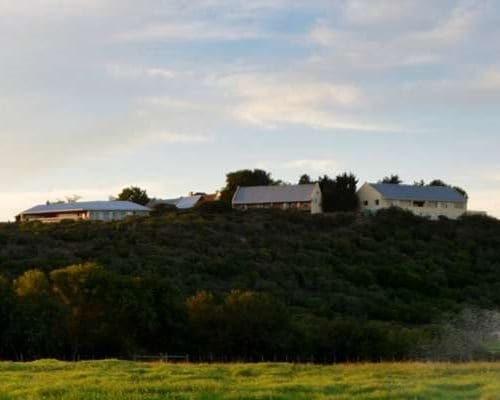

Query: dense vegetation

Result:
[0,208,499,361]
[1,360,500,399]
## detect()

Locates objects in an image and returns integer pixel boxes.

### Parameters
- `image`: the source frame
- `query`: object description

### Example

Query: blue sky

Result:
[1,0,499,220]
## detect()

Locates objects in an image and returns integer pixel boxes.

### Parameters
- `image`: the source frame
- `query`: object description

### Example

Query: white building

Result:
[357,183,468,220]
[232,183,323,214]
[148,191,221,210]
[18,201,150,223]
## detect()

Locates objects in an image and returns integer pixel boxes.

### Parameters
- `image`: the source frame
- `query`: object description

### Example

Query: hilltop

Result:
[0,208,499,361]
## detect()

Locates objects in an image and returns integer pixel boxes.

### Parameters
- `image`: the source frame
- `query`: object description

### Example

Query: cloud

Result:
[115,21,267,42]
[105,64,177,80]
[309,0,486,69]
[283,159,339,172]
[342,0,426,25]
[214,73,397,131]
[126,131,211,147]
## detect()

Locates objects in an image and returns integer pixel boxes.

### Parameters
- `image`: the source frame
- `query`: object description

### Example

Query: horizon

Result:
[1,0,499,221]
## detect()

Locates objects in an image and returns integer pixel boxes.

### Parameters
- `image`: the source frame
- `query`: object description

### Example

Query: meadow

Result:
[0,360,499,400]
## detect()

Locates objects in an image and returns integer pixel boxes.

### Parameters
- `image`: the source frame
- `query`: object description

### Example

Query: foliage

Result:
[117,186,150,206]
[195,200,233,214]
[298,174,312,184]
[319,173,359,212]
[150,202,177,217]
[0,210,499,360]
[220,169,274,203]
[381,174,403,184]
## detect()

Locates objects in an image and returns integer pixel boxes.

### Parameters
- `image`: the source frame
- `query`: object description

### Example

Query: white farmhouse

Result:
[357,183,467,220]
[232,183,323,214]
[18,201,151,223]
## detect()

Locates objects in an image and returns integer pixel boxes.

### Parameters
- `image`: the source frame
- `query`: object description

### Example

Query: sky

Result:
[0,0,499,220]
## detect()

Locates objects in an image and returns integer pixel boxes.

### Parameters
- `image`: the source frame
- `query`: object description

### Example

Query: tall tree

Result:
[319,173,359,212]
[220,169,274,203]
[117,186,150,206]
[428,179,448,187]
[13,269,49,297]
[298,174,312,184]
[381,175,402,184]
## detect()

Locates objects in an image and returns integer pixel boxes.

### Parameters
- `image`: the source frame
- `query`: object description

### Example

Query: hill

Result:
[0,208,499,361]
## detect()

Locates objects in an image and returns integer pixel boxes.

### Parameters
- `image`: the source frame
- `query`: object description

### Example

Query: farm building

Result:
[232,183,323,214]
[357,183,468,220]
[149,192,221,210]
[18,201,150,223]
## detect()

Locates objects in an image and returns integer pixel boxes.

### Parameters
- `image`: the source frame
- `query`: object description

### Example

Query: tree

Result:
[220,169,274,203]
[221,290,291,359]
[298,174,312,184]
[319,173,359,212]
[13,269,49,297]
[186,291,222,356]
[117,186,150,206]
[381,175,402,184]
[428,179,448,187]
[10,270,66,360]
[150,203,177,217]
[453,186,468,198]
[0,276,14,357]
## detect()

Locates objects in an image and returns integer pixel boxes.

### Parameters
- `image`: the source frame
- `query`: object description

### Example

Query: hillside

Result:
[1,208,499,361]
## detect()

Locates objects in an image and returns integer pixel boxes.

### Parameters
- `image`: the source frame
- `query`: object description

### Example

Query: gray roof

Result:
[232,184,317,205]
[176,195,203,209]
[148,195,202,209]
[21,201,150,215]
[369,183,466,203]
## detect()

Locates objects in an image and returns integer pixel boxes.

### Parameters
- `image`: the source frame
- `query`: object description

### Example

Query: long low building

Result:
[18,201,151,223]
[357,183,468,220]
[232,183,323,214]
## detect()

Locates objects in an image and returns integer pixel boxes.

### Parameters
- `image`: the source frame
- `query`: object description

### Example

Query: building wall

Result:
[357,183,467,220]
[311,183,323,214]
[88,210,149,221]
[234,201,314,212]
[22,210,149,223]
[21,211,89,223]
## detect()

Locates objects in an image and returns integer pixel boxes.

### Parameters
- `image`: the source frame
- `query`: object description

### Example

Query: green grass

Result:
[0,361,499,399]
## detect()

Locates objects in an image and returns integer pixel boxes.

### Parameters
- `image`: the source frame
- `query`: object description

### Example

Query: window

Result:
[428,201,438,208]
[375,199,380,206]
[454,203,464,209]
[440,202,448,208]
[413,201,425,207]
[363,200,368,206]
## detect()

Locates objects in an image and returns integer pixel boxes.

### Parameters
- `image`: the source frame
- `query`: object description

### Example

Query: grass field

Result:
[0,360,499,400]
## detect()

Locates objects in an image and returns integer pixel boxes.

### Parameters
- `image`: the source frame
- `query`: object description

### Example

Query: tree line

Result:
[0,263,424,361]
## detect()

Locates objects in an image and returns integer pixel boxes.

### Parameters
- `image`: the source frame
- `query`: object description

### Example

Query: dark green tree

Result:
[319,173,359,212]
[117,186,150,206]
[428,179,448,187]
[220,169,274,203]
[298,174,312,184]
[381,175,402,184]
[0,276,14,358]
